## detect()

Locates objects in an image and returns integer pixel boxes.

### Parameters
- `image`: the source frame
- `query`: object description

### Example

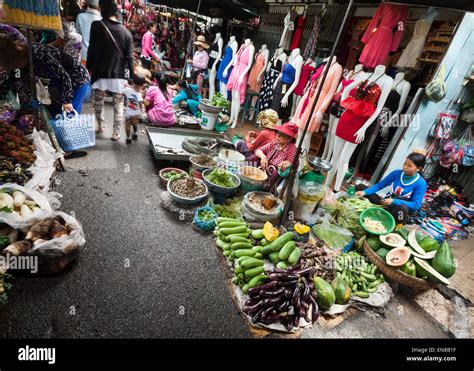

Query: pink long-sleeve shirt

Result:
[141,31,159,60]
[192,50,209,70]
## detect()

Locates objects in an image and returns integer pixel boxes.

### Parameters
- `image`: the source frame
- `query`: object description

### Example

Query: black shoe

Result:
[132,133,138,140]
[64,151,88,159]
[126,138,132,144]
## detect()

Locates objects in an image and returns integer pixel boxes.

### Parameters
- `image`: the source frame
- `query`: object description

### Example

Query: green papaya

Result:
[400,261,416,277]
[367,235,381,251]
[419,237,439,253]
[331,277,351,305]
[414,257,450,285]
[415,231,429,244]
[431,241,456,278]
[397,227,410,241]
[375,247,390,260]
[314,277,336,310]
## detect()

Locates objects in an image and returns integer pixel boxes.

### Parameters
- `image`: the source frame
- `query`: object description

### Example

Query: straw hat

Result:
[194,35,209,49]
[273,122,298,139]
[256,109,279,129]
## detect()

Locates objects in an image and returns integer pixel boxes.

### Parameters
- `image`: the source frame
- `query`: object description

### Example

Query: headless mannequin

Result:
[273,48,303,122]
[208,33,223,100]
[325,65,393,192]
[268,47,288,73]
[226,39,255,129]
[220,36,238,97]
[248,44,269,121]
[323,63,364,162]
[291,57,317,118]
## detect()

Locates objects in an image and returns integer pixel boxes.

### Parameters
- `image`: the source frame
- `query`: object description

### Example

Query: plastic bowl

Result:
[239,166,267,192]
[359,207,395,235]
[202,168,241,196]
[159,168,188,188]
[167,177,208,205]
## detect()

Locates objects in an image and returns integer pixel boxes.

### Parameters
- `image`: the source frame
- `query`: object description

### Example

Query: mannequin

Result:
[354,72,411,176]
[208,32,223,100]
[218,36,238,97]
[247,44,269,120]
[271,48,303,123]
[322,63,364,162]
[325,65,393,192]
[258,47,287,112]
[291,56,317,117]
[225,39,255,128]
[290,56,343,195]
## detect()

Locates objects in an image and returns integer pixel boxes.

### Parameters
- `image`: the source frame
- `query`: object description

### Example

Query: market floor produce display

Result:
[0,106,453,338]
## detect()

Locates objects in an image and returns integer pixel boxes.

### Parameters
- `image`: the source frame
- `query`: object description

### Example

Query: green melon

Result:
[314,277,336,310]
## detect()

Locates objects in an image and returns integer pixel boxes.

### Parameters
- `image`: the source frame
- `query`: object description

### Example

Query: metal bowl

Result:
[352,176,370,188]
[308,157,333,172]
[200,99,223,114]
[202,168,241,196]
[189,155,217,172]
[167,177,208,205]
[159,167,188,188]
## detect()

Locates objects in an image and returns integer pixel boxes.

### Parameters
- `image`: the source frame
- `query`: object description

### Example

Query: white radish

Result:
[12,191,25,207]
[20,204,33,217]
[23,200,37,207]
[0,193,14,209]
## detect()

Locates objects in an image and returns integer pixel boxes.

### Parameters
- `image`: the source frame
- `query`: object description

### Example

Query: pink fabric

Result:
[192,50,209,70]
[294,63,316,96]
[141,31,158,60]
[227,44,252,104]
[359,3,408,68]
[145,86,176,127]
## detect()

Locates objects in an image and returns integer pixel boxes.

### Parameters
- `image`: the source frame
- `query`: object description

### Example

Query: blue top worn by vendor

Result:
[355,153,428,225]
[172,80,202,116]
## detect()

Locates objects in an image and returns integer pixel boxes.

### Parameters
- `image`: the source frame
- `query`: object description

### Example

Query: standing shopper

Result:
[76,0,102,66]
[87,0,134,141]
[140,22,160,70]
[191,35,209,96]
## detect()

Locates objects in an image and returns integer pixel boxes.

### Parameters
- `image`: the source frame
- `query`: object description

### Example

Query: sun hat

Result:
[256,109,279,129]
[194,35,209,49]
[273,122,298,139]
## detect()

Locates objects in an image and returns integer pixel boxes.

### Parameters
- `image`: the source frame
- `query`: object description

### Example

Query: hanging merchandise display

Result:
[2,0,62,31]
[247,47,268,93]
[259,49,287,112]
[208,32,224,101]
[217,37,237,96]
[279,7,298,50]
[293,59,317,97]
[359,2,408,68]
[289,12,307,51]
[303,13,321,60]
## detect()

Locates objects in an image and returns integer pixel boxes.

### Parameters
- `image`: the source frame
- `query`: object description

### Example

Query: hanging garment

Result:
[328,78,354,118]
[359,3,408,68]
[208,40,221,70]
[217,45,234,84]
[396,17,432,69]
[248,52,266,92]
[279,9,298,50]
[271,63,297,122]
[303,13,321,60]
[227,44,252,104]
[290,16,306,51]
[258,56,283,111]
[292,62,342,133]
[293,63,316,96]
[336,79,382,143]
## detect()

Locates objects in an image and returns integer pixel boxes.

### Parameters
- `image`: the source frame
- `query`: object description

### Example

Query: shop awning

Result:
[150,0,269,20]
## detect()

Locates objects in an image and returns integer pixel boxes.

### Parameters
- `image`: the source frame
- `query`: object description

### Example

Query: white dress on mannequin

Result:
[208,33,223,100]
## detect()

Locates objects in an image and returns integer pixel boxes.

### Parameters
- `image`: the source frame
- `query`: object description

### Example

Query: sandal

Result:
[111,133,121,141]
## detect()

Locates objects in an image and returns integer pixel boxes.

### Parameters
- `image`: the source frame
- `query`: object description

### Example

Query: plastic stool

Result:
[240,90,260,127]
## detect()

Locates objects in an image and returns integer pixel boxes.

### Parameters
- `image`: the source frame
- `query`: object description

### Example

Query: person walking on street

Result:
[87,0,134,141]
[76,0,102,66]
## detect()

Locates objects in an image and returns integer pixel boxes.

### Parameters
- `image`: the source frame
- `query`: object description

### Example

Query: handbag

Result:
[425,64,447,102]
[100,21,124,59]
[36,78,52,105]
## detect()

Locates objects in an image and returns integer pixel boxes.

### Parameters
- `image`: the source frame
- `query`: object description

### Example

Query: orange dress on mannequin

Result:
[248,52,266,92]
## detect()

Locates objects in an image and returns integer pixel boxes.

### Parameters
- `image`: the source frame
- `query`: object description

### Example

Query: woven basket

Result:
[363,241,437,291]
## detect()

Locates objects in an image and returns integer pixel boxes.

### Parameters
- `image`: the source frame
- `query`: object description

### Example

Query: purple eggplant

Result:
[301,300,309,311]
[243,300,263,314]
[273,268,288,274]
[301,277,311,301]
[292,314,300,327]
[252,308,265,324]
[277,300,290,313]
[294,267,312,277]
[308,295,319,322]
[310,290,318,300]
[292,284,301,305]
[284,288,293,300]
[269,272,299,281]
[303,304,312,323]
[248,280,278,296]
[279,279,299,287]
[261,287,285,298]
[245,298,261,306]
[288,264,302,272]
[262,295,284,308]
[285,319,294,332]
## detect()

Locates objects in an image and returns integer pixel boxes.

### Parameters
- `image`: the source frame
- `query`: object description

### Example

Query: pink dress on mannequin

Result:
[227,44,251,104]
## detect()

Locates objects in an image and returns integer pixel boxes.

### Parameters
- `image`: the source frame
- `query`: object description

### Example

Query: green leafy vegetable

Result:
[210,92,231,110]
[205,168,237,188]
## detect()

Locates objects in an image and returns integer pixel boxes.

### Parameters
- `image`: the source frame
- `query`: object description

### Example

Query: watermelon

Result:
[314,277,336,310]
[414,257,450,285]
[331,277,351,305]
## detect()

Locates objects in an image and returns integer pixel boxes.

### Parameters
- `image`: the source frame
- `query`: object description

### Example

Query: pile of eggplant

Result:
[242,265,319,331]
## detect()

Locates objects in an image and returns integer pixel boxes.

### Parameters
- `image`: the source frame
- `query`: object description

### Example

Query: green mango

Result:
[432,241,456,278]
[419,237,439,252]
[400,261,416,277]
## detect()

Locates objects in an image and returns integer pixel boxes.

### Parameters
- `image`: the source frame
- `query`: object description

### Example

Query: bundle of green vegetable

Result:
[335,198,380,238]
[312,221,353,250]
[210,92,231,111]
[259,231,302,269]
[335,252,385,298]
[205,168,237,188]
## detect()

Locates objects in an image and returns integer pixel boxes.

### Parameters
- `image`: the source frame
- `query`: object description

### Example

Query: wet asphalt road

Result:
[0,115,251,338]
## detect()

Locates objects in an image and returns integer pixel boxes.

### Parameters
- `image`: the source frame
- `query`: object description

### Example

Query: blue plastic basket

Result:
[193,206,218,232]
[49,110,95,152]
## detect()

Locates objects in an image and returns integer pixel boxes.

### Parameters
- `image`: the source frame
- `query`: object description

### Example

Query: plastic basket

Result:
[359,207,395,235]
[193,206,218,232]
[49,110,95,151]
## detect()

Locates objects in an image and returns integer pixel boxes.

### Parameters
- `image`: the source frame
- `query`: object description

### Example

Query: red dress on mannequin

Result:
[335,80,382,143]
[290,16,306,51]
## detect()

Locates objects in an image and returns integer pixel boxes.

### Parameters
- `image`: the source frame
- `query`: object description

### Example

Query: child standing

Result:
[124,76,146,144]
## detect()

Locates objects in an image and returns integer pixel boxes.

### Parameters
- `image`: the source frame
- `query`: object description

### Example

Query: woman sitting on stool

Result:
[355,152,428,226]
[172,80,202,116]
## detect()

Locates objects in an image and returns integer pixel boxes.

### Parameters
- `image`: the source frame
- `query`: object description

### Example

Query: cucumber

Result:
[361,272,377,281]
[252,246,262,252]
[367,286,378,293]
[355,291,370,298]
[217,217,241,224]
[218,221,247,229]
[251,229,264,240]
[368,278,383,288]
[241,258,264,269]
[234,249,257,258]
[235,265,243,274]
[254,253,263,259]
[247,274,267,289]
[276,261,288,270]
[213,230,219,237]
[288,247,302,264]
[260,238,269,247]
[279,241,296,261]
[244,266,265,279]
[228,236,251,244]
[237,256,253,264]
[268,251,281,264]
[230,242,253,250]
[223,250,231,257]
[242,284,250,294]
[265,232,294,253]
[216,239,230,250]
[220,226,248,235]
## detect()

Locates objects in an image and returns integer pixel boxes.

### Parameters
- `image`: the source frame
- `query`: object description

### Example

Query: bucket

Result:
[217,149,245,174]
[200,112,218,131]
[239,166,267,193]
